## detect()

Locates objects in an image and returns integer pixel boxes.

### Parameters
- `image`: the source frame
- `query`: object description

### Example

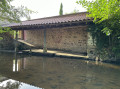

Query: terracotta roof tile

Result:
[3,12,91,27]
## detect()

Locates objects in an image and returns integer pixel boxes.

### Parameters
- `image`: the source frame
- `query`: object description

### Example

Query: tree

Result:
[0,0,33,22]
[77,0,120,60]
[72,8,79,13]
[77,0,120,36]
[59,3,63,15]
[0,0,33,33]
[65,8,79,14]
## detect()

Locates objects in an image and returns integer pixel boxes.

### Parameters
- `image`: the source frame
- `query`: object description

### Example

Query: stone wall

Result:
[0,33,14,50]
[87,32,97,60]
[25,26,88,54]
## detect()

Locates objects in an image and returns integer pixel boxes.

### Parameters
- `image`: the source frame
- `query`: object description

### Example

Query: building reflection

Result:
[13,59,18,72]
[13,53,26,72]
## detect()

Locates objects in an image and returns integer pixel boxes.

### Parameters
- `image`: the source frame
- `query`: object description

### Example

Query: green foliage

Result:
[77,0,120,35]
[59,3,63,15]
[0,0,33,22]
[88,22,120,60]
[0,26,14,36]
[72,8,79,13]
[0,27,11,33]
[0,0,34,34]
[76,0,120,22]
[77,0,120,60]
[0,37,3,40]
[65,8,79,14]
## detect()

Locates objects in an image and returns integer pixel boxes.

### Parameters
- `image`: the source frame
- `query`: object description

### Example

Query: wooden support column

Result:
[43,29,47,53]
[15,30,18,53]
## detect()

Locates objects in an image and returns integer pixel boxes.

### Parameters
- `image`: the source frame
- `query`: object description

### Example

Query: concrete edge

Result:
[22,51,94,61]
[0,50,119,65]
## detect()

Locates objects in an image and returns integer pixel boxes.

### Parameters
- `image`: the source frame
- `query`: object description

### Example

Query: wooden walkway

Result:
[22,49,88,59]
[18,40,88,59]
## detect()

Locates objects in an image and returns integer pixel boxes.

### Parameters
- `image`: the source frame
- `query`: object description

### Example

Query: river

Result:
[0,52,120,89]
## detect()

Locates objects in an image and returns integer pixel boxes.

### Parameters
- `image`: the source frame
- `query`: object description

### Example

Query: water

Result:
[0,52,120,89]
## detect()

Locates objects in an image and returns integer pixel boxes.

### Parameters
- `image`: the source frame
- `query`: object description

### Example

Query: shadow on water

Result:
[0,52,120,89]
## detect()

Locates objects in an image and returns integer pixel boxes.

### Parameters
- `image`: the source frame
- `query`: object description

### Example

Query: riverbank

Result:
[0,49,120,65]
[22,49,89,60]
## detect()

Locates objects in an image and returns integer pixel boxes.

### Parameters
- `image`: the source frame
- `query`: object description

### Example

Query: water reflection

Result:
[0,52,120,89]
[13,53,26,72]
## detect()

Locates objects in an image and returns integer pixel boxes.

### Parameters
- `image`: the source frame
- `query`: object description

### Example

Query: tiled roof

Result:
[3,12,92,28]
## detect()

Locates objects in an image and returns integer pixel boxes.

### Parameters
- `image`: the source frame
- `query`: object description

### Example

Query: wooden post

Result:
[43,29,47,53]
[15,30,18,53]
